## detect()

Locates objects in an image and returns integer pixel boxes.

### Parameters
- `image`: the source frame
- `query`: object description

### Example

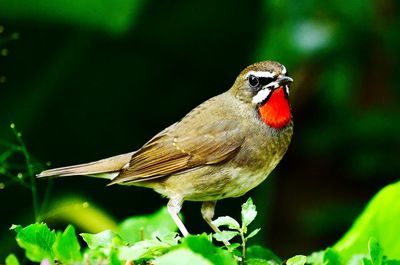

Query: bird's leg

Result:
[167,196,189,237]
[201,201,230,246]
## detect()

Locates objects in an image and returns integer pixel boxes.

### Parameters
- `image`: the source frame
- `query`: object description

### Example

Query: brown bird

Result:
[38,61,294,238]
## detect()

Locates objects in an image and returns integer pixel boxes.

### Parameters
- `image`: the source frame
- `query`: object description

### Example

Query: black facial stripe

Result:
[258,77,277,86]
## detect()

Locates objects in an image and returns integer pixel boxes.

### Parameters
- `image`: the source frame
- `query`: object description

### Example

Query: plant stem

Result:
[2,171,31,189]
[240,229,246,265]
[11,124,40,222]
[39,180,53,221]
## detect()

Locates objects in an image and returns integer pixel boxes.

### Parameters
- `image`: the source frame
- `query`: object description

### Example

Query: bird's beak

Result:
[277,76,294,86]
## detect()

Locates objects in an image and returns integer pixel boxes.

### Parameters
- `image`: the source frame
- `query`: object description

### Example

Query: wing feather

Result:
[110,120,244,185]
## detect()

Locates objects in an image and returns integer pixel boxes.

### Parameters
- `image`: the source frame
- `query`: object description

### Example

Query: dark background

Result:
[0,0,399,260]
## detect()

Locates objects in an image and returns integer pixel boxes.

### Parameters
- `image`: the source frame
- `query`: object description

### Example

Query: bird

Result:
[37,61,294,239]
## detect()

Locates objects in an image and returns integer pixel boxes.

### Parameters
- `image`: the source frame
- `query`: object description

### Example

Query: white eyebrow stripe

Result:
[281,65,287,75]
[245,70,275,78]
[252,88,271,104]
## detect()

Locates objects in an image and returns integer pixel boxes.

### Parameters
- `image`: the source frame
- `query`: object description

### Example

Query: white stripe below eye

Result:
[252,88,271,104]
[245,70,275,79]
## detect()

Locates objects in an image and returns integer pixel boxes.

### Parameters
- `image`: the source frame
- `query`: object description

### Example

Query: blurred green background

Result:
[0,0,399,260]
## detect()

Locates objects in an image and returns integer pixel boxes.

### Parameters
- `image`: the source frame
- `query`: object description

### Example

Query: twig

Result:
[10,123,40,221]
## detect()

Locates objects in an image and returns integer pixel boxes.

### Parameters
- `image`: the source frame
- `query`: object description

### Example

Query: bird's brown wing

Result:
[109,120,244,184]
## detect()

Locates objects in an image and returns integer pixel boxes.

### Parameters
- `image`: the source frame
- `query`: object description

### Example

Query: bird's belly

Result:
[218,157,282,199]
[148,157,281,202]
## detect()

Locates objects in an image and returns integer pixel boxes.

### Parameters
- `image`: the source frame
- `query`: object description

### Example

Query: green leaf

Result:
[213,230,239,242]
[212,216,240,230]
[181,235,236,265]
[5,254,20,265]
[118,207,177,244]
[9,225,22,233]
[286,255,307,265]
[363,257,373,265]
[227,243,241,252]
[109,250,121,265]
[53,225,82,263]
[247,245,282,264]
[242,198,257,229]
[384,260,400,265]
[156,232,180,246]
[119,239,171,261]
[81,230,115,249]
[157,248,213,265]
[246,258,275,265]
[307,250,324,265]
[323,248,341,265]
[369,238,383,265]
[12,223,56,262]
[347,254,369,265]
[246,228,261,240]
[80,230,123,256]
[334,181,400,262]
[307,248,340,265]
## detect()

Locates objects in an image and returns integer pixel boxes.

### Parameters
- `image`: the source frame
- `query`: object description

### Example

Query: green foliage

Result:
[246,245,282,264]
[0,124,46,221]
[6,189,400,264]
[11,223,56,262]
[307,248,341,265]
[180,235,236,264]
[287,255,307,265]
[156,248,213,265]
[334,181,400,262]
[369,238,383,265]
[53,225,82,263]
[6,199,256,264]
[306,237,400,265]
[241,198,257,230]
[81,230,117,251]
[5,254,19,265]
[118,207,178,243]
[212,197,261,259]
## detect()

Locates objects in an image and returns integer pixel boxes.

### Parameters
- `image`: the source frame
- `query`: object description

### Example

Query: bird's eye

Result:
[248,75,259,87]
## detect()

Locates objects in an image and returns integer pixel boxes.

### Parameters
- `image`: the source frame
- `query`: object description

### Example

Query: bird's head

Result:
[230,61,293,129]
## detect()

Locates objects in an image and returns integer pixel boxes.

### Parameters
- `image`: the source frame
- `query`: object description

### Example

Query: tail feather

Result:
[37,152,135,180]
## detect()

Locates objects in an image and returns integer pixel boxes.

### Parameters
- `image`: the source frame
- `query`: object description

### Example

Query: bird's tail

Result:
[37,152,134,180]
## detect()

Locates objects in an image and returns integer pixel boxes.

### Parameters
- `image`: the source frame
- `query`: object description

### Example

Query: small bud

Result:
[82,202,89,208]
[17,172,23,179]
[0,183,5,189]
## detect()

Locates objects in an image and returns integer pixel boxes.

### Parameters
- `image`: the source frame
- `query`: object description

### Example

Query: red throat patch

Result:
[258,87,291,129]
